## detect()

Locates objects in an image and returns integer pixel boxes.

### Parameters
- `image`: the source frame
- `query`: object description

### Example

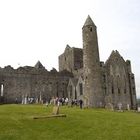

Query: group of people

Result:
[49,97,69,106]
[48,97,83,109]
[20,95,83,109]
[69,99,83,109]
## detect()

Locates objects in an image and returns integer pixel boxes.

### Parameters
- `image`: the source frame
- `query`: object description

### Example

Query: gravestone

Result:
[105,103,114,111]
[33,104,66,119]
[52,106,59,115]
[110,104,114,111]
[118,103,123,112]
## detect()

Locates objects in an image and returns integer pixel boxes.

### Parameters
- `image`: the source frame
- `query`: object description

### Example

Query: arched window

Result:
[117,75,121,94]
[111,75,114,94]
[75,88,77,99]
[124,76,126,94]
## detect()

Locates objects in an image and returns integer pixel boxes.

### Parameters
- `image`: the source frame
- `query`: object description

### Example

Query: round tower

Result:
[82,15,103,107]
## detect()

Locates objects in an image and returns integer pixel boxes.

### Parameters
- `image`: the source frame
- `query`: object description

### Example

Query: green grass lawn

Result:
[0,105,140,140]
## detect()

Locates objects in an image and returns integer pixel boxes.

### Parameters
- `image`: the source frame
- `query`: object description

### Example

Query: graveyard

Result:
[0,104,140,140]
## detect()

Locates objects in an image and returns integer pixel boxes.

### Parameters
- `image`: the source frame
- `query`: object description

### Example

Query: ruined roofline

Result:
[105,50,126,65]
[0,65,73,77]
[34,60,45,69]
[59,44,83,57]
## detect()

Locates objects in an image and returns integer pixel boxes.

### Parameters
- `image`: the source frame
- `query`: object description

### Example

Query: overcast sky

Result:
[0,0,140,97]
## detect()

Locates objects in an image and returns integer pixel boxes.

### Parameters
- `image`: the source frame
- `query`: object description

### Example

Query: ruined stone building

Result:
[0,16,137,109]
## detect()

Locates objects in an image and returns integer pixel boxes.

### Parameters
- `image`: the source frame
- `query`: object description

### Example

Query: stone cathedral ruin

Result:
[0,16,137,109]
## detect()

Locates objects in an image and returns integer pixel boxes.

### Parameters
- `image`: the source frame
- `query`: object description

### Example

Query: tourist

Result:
[79,99,83,109]
[65,97,68,105]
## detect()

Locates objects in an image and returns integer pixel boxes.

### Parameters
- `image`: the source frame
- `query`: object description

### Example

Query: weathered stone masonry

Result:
[0,16,137,109]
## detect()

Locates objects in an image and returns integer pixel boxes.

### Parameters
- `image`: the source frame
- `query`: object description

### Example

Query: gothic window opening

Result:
[117,75,120,94]
[111,76,114,94]
[75,88,77,99]
[112,86,114,94]
[90,27,92,32]
[124,76,126,94]
[79,83,83,95]
[124,88,126,94]
[1,84,4,96]
[118,88,120,94]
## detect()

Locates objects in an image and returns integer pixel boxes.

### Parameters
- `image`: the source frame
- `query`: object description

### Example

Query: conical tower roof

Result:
[34,61,44,69]
[83,15,96,27]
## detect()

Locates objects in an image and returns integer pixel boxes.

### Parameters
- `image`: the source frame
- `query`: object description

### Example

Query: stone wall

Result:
[0,15,137,109]
[0,66,73,104]
[105,50,137,109]
[59,45,83,72]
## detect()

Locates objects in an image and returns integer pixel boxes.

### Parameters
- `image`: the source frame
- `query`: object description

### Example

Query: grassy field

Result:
[0,105,140,140]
